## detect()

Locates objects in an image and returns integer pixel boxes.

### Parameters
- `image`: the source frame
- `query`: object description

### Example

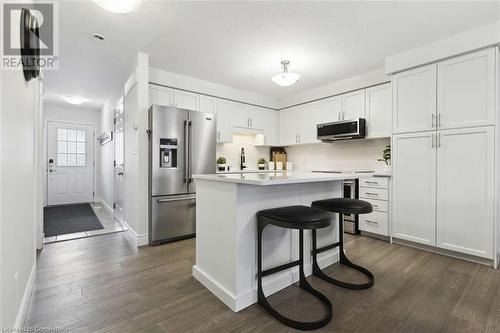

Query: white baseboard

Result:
[120,219,149,247]
[97,197,113,212]
[14,263,36,328]
[192,251,339,313]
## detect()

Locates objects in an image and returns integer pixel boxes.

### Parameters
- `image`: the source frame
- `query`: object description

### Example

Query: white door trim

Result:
[44,119,96,206]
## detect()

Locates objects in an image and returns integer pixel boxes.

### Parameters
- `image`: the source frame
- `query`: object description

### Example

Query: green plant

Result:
[378,145,391,165]
[258,158,267,164]
[216,157,226,164]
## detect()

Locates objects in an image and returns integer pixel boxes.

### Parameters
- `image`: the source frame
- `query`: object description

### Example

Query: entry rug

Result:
[44,203,104,237]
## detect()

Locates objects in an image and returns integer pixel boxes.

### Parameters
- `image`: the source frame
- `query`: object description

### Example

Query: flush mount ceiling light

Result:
[272,60,300,87]
[61,95,86,105]
[91,0,141,14]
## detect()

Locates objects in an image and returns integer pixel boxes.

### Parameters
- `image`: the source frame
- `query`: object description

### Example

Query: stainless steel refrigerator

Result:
[148,105,216,245]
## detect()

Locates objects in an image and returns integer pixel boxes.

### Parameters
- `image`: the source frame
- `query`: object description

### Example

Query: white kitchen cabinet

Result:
[342,90,366,120]
[436,126,494,258]
[199,95,216,114]
[392,64,437,134]
[298,101,322,144]
[248,106,264,130]
[279,107,299,146]
[322,95,343,123]
[359,176,391,237]
[366,83,392,138]
[260,109,279,146]
[149,84,174,106]
[392,132,436,246]
[173,89,199,110]
[215,99,233,143]
[437,48,495,130]
[231,103,263,130]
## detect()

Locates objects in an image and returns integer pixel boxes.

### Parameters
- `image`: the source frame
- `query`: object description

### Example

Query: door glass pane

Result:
[57,127,87,167]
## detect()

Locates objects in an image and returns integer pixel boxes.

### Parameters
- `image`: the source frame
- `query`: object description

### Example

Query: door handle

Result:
[157,195,196,203]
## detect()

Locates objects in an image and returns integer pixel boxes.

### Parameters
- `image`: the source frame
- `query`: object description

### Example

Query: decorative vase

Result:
[258,163,266,170]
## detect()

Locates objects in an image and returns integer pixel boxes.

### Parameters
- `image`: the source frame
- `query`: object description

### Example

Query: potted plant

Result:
[378,145,391,170]
[216,157,227,172]
[258,158,267,170]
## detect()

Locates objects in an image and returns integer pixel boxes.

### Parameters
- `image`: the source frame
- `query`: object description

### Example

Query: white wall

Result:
[216,134,270,171]
[287,138,391,172]
[0,69,39,327]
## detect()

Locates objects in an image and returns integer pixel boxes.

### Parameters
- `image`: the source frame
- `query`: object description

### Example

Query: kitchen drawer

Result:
[359,177,389,188]
[359,187,388,201]
[364,198,388,213]
[360,211,389,236]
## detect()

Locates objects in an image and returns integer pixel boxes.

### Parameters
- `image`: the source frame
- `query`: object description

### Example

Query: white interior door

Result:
[114,104,125,222]
[47,121,94,205]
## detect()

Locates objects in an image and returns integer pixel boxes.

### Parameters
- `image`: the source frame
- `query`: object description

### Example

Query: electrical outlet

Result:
[14,272,18,296]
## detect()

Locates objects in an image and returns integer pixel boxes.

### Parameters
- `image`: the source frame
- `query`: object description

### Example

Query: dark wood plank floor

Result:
[26,232,500,332]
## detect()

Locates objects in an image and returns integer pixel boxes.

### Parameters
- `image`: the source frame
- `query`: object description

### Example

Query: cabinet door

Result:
[215,99,232,143]
[322,96,343,123]
[436,126,494,258]
[231,102,250,128]
[173,90,199,110]
[248,106,264,130]
[199,95,216,114]
[366,83,392,138]
[437,48,495,130]
[393,64,437,134]
[342,90,365,120]
[299,101,322,144]
[149,84,173,107]
[392,132,436,245]
[261,109,279,146]
[279,107,299,146]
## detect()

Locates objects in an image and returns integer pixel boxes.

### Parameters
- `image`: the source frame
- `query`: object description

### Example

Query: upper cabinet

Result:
[199,95,216,114]
[173,90,199,110]
[392,64,437,134]
[299,101,322,144]
[342,90,366,120]
[149,84,174,107]
[437,48,495,130]
[322,95,343,123]
[231,103,264,130]
[279,107,300,146]
[215,99,232,143]
[366,83,392,138]
[259,108,279,146]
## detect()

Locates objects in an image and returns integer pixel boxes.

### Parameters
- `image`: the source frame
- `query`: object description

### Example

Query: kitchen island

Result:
[192,171,372,312]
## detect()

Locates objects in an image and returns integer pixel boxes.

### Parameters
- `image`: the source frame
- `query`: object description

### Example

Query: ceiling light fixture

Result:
[61,95,86,105]
[272,60,300,87]
[91,0,141,14]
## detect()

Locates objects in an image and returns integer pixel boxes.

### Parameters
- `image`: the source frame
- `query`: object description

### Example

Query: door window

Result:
[57,128,86,166]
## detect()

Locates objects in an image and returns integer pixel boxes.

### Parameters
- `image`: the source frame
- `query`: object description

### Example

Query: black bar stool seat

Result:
[257,205,333,331]
[311,198,375,290]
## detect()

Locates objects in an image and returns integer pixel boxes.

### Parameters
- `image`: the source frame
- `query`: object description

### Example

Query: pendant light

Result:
[272,60,300,87]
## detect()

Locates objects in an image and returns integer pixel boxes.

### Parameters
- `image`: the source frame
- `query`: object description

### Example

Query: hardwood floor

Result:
[26,232,500,332]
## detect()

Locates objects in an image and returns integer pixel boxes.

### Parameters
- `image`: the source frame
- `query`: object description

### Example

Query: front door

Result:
[47,121,95,205]
[114,104,125,222]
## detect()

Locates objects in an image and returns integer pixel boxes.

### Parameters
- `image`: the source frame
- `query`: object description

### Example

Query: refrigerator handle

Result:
[184,120,188,183]
[188,120,193,183]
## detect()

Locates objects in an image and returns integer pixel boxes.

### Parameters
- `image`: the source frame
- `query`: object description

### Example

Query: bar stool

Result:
[257,205,333,331]
[311,198,375,290]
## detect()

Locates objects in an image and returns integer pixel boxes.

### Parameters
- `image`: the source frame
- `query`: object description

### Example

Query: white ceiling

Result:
[43,0,500,109]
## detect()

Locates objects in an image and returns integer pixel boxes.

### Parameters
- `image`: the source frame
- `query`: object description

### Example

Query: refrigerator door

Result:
[151,194,196,244]
[150,105,189,196]
[188,110,217,193]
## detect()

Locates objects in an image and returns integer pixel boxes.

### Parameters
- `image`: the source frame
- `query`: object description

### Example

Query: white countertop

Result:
[193,171,373,186]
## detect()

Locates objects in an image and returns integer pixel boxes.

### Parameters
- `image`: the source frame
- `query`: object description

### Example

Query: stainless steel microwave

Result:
[317,118,366,141]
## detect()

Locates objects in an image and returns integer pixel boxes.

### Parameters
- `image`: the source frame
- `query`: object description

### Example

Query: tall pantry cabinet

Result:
[392,47,497,260]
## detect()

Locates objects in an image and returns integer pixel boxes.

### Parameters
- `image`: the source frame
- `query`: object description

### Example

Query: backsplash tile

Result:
[216,134,270,171]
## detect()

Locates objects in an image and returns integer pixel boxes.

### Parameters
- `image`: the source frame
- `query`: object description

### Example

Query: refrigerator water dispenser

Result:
[159,138,177,168]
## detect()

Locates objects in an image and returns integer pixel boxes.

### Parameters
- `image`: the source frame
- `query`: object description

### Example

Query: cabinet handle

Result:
[431,114,435,128]
[365,220,379,225]
[437,133,441,148]
[365,192,378,196]
[431,133,435,148]
[365,181,379,185]
[437,113,441,128]
[217,131,220,141]
[251,118,253,128]
[338,112,341,120]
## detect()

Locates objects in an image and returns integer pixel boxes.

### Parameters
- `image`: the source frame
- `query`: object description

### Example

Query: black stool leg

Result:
[312,213,374,290]
[257,221,332,331]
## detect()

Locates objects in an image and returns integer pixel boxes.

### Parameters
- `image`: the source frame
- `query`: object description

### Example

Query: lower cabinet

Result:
[359,176,390,236]
[436,126,494,258]
[392,127,495,259]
